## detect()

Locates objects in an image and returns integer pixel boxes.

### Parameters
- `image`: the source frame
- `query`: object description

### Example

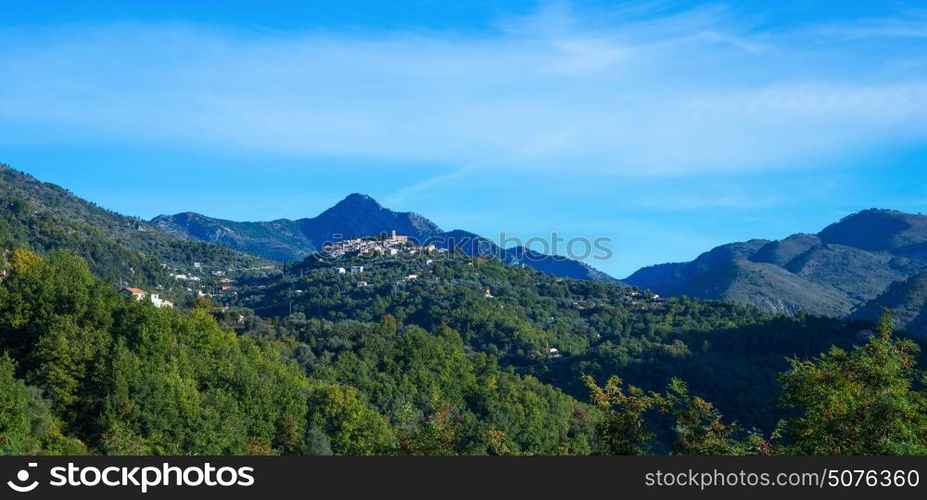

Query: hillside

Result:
[0,164,273,291]
[151,212,312,262]
[154,194,615,282]
[852,272,927,336]
[3,165,925,454]
[818,209,927,254]
[0,248,599,455]
[625,210,927,319]
[153,194,446,262]
[227,248,871,433]
[676,259,855,317]
[440,229,618,282]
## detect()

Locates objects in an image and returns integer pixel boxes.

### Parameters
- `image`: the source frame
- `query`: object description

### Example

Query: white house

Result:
[119,287,147,301]
[149,294,174,309]
[119,288,173,309]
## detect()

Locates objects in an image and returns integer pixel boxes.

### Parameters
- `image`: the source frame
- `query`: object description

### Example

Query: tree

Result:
[0,354,84,455]
[305,384,397,455]
[0,355,30,451]
[583,375,661,455]
[780,309,927,455]
[585,374,768,456]
[395,398,460,456]
[660,378,768,455]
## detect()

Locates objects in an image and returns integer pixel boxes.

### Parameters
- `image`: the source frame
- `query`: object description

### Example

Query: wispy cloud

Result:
[1,2,927,176]
[384,168,471,206]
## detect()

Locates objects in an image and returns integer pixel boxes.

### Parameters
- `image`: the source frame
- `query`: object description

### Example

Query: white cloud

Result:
[1,3,927,175]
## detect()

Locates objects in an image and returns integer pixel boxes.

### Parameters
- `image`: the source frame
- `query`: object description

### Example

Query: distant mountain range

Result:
[7,162,927,335]
[153,193,616,282]
[625,209,927,334]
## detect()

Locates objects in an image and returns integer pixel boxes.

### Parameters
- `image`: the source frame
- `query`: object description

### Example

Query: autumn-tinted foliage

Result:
[780,310,927,455]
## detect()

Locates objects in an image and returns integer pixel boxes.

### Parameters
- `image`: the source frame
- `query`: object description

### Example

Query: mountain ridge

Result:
[625,208,927,325]
[0,164,273,291]
[153,194,617,282]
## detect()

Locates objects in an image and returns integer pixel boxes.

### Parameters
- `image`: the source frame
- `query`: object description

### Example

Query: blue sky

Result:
[2,0,927,277]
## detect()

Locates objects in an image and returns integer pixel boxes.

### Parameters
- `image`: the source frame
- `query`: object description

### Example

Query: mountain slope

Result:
[152,212,311,261]
[153,194,447,262]
[851,272,927,336]
[818,209,927,254]
[0,164,272,288]
[625,209,927,318]
[154,195,616,282]
[676,258,855,317]
[234,248,870,433]
[439,229,618,282]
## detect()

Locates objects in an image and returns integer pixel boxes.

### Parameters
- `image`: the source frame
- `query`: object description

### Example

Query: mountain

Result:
[154,194,616,282]
[0,164,272,289]
[439,229,617,282]
[151,212,312,262]
[302,193,444,245]
[851,272,927,336]
[818,208,927,255]
[625,209,927,319]
[153,194,444,261]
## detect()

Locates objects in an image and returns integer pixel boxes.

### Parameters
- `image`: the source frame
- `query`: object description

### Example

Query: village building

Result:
[119,288,173,308]
[150,294,174,309]
[119,287,147,301]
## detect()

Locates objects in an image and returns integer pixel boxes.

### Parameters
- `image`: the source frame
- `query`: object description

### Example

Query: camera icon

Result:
[7,463,39,493]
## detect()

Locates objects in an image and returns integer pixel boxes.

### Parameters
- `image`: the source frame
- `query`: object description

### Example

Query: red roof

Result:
[120,287,146,295]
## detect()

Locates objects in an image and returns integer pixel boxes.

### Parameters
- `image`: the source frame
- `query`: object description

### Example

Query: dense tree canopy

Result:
[0,250,323,454]
[3,249,926,456]
[780,310,927,455]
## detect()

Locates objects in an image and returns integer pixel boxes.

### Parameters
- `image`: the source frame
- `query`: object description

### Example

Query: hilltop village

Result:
[112,231,447,309]
[320,231,441,259]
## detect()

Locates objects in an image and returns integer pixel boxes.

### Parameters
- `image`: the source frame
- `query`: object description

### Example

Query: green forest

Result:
[2,247,926,455]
